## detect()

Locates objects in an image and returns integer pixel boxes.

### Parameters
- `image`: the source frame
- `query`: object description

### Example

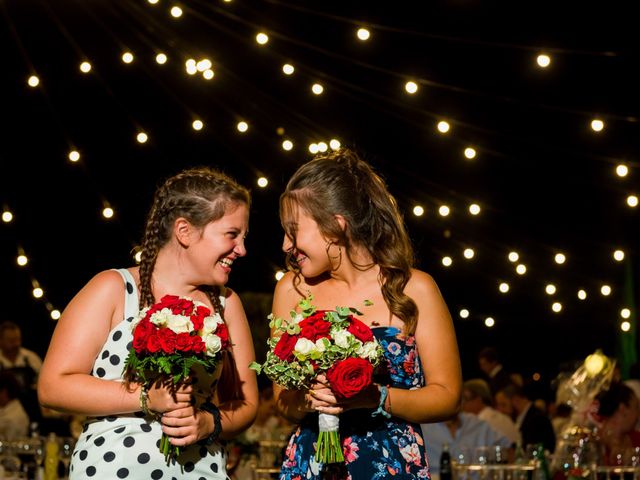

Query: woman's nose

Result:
[234,239,247,257]
[282,235,293,253]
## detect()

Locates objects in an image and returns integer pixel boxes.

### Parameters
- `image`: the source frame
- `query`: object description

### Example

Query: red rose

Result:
[175,332,193,352]
[132,319,154,353]
[157,328,177,353]
[190,336,206,354]
[215,324,230,347]
[174,298,194,315]
[146,331,162,353]
[347,317,374,343]
[299,312,331,342]
[159,295,180,308]
[191,305,210,331]
[326,357,374,399]
[273,333,297,361]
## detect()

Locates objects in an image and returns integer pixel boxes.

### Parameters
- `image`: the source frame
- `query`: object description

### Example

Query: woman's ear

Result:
[334,214,347,232]
[174,217,193,247]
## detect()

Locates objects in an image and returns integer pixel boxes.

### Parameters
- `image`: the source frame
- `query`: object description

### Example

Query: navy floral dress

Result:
[279,326,431,479]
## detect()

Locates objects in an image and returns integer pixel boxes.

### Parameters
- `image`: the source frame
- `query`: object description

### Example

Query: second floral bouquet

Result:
[250,296,385,465]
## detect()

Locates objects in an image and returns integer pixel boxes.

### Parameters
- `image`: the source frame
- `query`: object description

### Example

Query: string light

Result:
[616,164,629,177]
[577,289,587,300]
[203,69,214,80]
[469,204,481,215]
[196,59,212,72]
[282,140,293,151]
[155,53,168,65]
[412,205,424,217]
[621,308,631,319]
[50,310,61,320]
[463,248,475,259]
[27,75,40,87]
[1,210,13,223]
[552,302,562,313]
[257,177,268,188]
[545,284,557,295]
[170,6,183,18]
[554,253,566,265]
[404,81,418,94]
[33,287,44,298]
[613,250,625,262]
[16,254,28,266]
[464,147,477,159]
[516,264,527,275]
[437,121,450,134]
[102,206,114,219]
[68,150,80,162]
[499,282,509,293]
[121,52,134,64]
[508,251,519,263]
[317,142,328,152]
[192,120,204,131]
[590,119,604,132]
[356,28,370,41]
[459,309,470,319]
[600,285,612,296]
[536,54,551,68]
[185,59,197,75]
[627,195,638,208]
[256,32,269,45]
[484,317,495,327]
[282,64,295,75]
[148,0,159,4]
[442,256,453,267]
[275,270,285,281]
[311,83,324,95]
[136,132,148,143]
[79,61,92,73]
[438,205,450,217]
[237,121,248,133]
[308,143,319,154]
[134,250,142,263]
[329,139,341,150]
[621,321,631,332]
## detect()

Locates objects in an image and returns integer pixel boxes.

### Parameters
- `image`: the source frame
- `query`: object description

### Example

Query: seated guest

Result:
[596,382,640,465]
[0,371,30,440]
[495,384,556,452]
[463,379,520,446]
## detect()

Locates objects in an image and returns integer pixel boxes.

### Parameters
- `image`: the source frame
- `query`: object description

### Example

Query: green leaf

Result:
[363,299,374,306]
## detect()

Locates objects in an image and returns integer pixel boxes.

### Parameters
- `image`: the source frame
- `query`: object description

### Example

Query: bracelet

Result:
[139,384,151,416]
[371,385,391,419]
[200,401,222,445]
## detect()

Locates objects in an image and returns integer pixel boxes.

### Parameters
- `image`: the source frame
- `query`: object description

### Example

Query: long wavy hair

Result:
[280,148,418,334]
[138,167,250,312]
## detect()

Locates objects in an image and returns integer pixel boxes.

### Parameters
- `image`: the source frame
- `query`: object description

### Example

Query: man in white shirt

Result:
[462,378,520,446]
[0,321,43,372]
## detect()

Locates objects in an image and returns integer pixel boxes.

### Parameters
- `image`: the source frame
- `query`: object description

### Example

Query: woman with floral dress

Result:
[272,148,462,479]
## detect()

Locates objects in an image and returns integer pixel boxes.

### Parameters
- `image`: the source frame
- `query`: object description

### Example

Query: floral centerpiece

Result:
[250,296,384,465]
[123,294,230,463]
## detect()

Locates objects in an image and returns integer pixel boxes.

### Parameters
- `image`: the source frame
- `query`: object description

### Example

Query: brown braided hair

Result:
[280,148,419,334]
[138,167,250,312]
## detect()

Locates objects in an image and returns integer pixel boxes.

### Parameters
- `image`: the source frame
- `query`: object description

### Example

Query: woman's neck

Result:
[152,247,200,298]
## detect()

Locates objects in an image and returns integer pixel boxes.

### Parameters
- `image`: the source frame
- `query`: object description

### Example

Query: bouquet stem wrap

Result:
[315,413,344,464]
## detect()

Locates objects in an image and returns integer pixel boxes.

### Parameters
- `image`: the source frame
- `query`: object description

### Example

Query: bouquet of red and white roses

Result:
[123,294,230,463]
[250,296,384,465]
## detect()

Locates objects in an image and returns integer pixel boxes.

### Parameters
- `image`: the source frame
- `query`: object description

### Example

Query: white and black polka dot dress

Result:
[70,269,229,480]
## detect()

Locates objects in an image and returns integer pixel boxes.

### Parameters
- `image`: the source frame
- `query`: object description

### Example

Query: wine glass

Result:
[58,437,75,478]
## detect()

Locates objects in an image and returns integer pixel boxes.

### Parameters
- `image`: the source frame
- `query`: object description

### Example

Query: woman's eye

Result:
[227,232,238,238]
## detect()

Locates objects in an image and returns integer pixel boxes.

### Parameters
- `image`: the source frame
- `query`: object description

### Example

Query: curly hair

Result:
[280,148,418,334]
[138,167,250,311]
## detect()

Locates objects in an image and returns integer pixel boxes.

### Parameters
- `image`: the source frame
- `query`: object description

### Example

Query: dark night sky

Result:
[1,0,639,392]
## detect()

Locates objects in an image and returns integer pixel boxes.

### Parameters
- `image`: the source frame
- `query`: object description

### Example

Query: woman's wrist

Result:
[200,402,222,444]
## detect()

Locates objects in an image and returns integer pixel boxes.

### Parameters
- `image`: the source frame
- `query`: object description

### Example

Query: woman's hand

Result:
[160,405,214,447]
[303,374,380,415]
[146,379,193,414]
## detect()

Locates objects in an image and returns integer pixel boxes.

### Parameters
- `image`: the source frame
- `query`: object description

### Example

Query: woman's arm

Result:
[38,270,192,416]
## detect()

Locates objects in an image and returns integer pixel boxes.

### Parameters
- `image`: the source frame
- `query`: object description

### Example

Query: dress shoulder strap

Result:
[112,268,140,319]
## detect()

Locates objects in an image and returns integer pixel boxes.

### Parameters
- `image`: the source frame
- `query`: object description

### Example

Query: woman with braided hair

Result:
[39,167,258,479]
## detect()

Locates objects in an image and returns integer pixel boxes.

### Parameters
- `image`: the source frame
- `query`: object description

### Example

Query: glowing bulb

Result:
[256,32,269,45]
[616,164,629,177]
[413,205,424,217]
[51,310,61,320]
[170,6,183,18]
[463,248,475,259]
[103,207,114,218]
[613,250,625,262]
[329,139,341,150]
[536,54,551,68]
[192,120,203,131]
[237,121,248,133]
[308,143,319,154]
[148,0,159,4]
[554,253,566,265]
[122,52,134,64]
[1,211,13,223]
[257,177,268,188]
[621,321,631,332]
[134,251,142,263]
[201,69,214,81]
[282,64,295,75]
[79,61,92,73]
[545,284,557,295]
[33,287,44,298]
[17,255,28,266]
[68,150,80,162]
[311,83,324,95]
[585,351,606,376]
[136,132,148,143]
[485,317,495,327]
[577,289,587,300]
[621,308,631,319]
[27,75,40,87]
[591,119,604,132]
[442,256,453,267]
[469,204,481,215]
[601,285,612,296]
[275,270,285,281]
[196,59,212,72]
[516,264,527,275]
[552,302,562,313]
[438,205,450,217]
[508,251,519,263]
[627,195,638,207]
[314,142,327,153]
[185,59,197,75]
[437,121,450,133]
[282,140,293,151]
[499,282,509,293]
[460,309,470,319]
[533,372,541,381]
[464,147,477,159]
[155,53,167,64]
[404,81,418,94]
[356,28,370,41]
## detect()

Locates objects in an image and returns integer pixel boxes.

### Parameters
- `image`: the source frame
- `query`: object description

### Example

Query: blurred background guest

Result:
[595,382,640,465]
[0,371,29,440]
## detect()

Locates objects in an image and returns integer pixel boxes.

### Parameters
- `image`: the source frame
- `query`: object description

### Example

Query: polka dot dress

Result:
[69,269,229,480]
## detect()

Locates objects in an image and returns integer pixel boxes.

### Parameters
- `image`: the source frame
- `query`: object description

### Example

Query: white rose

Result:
[149,308,173,327]
[314,338,327,353]
[332,330,353,349]
[294,338,316,356]
[167,314,193,334]
[358,341,379,360]
[131,307,150,330]
[205,334,222,355]
[202,316,219,334]
[293,313,304,324]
